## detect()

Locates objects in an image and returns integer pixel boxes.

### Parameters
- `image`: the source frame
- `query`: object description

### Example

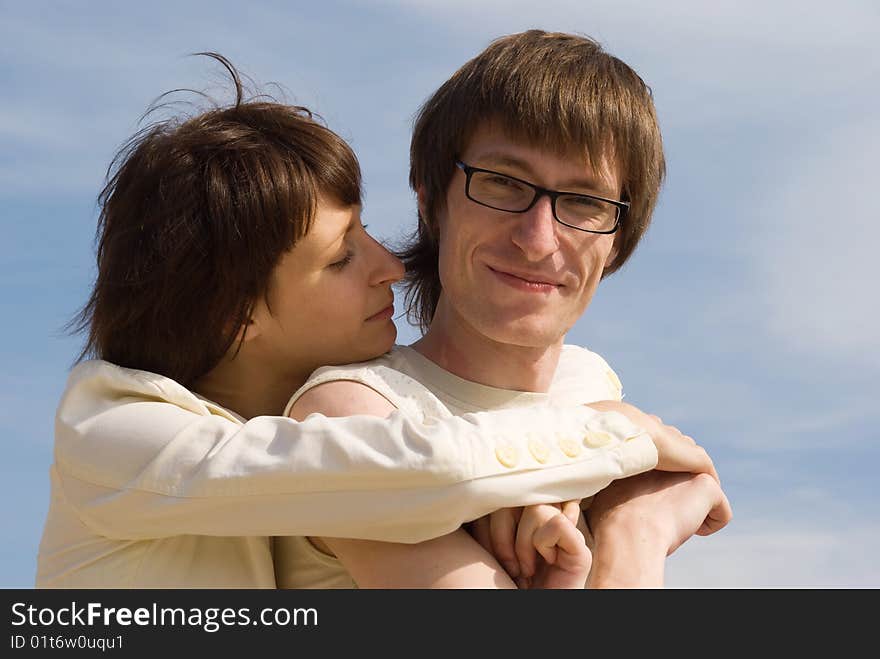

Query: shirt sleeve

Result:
[53,361,657,543]
[551,344,624,403]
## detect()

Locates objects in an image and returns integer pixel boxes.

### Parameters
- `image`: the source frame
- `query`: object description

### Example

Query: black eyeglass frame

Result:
[455,160,629,234]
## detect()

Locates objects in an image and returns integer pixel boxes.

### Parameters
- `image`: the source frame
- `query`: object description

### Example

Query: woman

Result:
[37,55,723,588]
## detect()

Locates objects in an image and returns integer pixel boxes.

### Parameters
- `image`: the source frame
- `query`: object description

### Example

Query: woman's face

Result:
[249,197,405,379]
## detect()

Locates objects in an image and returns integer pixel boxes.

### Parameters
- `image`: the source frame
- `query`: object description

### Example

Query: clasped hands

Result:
[465,400,734,588]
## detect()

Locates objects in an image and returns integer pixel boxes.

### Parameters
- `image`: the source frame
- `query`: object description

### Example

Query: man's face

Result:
[433,122,622,349]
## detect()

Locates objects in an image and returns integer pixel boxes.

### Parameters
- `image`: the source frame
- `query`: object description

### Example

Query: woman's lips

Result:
[366,304,394,321]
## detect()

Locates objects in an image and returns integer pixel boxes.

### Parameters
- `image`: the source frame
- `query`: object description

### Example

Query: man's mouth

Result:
[487,265,562,293]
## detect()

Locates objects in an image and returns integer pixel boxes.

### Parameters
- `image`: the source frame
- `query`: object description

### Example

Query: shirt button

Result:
[584,430,614,448]
[558,436,582,457]
[527,436,551,463]
[495,444,520,468]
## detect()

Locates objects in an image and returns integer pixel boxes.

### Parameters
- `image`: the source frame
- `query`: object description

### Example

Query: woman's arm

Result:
[287,380,515,588]
[324,530,517,588]
[55,360,658,542]
[288,381,590,589]
[466,399,724,579]
[321,516,589,589]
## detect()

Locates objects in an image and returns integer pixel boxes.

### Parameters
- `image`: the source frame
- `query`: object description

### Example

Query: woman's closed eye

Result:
[328,223,369,269]
[329,250,354,269]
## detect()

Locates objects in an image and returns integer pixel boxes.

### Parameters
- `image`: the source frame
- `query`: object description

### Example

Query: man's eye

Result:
[486,175,522,190]
[569,196,602,208]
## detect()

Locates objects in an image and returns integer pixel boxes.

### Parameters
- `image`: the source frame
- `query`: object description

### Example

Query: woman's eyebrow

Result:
[319,215,359,257]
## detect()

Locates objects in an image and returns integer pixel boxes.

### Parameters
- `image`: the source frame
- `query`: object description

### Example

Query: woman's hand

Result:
[517,503,591,589]
[467,501,588,588]
[587,400,719,481]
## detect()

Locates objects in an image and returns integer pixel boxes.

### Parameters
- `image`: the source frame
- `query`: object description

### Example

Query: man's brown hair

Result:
[71,54,362,385]
[401,29,666,330]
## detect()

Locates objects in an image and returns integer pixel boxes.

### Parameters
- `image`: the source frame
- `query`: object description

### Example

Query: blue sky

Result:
[1,0,878,587]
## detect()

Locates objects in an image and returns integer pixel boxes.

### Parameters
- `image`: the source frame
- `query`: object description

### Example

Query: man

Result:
[39,51,711,588]
[287,30,731,587]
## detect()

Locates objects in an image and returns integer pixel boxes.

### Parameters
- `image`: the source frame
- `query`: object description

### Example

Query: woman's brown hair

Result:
[402,30,666,330]
[70,54,362,385]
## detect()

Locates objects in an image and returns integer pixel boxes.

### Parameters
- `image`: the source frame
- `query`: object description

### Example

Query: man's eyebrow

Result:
[475,152,615,197]
[476,152,534,173]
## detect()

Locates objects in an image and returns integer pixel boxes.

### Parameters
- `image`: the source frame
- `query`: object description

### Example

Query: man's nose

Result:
[510,195,559,261]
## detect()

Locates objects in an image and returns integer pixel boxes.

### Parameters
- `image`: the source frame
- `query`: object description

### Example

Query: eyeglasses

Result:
[455,160,628,234]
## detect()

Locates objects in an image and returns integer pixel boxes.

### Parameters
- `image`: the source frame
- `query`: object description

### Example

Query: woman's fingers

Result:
[515,504,565,577]
[561,499,582,526]
[587,400,721,482]
[489,507,522,578]
[655,434,719,482]
[533,514,591,583]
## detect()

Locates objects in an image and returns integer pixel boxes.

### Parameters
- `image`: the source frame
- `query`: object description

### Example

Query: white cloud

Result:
[755,119,880,369]
[372,1,879,85]
[664,483,880,587]
[667,522,880,587]
[378,0,880,50]
[627,375,878,451]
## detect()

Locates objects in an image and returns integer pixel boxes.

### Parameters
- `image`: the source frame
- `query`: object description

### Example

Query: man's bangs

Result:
[465,76,636,182]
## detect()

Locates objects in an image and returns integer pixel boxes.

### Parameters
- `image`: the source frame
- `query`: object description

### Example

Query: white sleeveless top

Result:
[274,344,626,589]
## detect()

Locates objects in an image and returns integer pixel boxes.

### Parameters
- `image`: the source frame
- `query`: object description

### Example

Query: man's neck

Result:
[412,301,563,393]
[193,352,306,420]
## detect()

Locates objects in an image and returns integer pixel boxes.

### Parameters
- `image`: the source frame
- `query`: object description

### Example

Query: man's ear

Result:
[416,186,429,223]
[416,185,442,243]
[603,235,621,275]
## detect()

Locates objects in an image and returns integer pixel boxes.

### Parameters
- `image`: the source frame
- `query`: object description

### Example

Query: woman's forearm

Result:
[320,530,517,589]
[58,361,656,542]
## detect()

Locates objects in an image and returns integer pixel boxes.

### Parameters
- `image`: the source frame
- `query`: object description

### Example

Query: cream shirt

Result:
[274,344,653,588]
[36,352,656,588]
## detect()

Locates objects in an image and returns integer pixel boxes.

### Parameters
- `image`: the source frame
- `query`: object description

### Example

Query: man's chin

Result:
[474,315,567,350]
